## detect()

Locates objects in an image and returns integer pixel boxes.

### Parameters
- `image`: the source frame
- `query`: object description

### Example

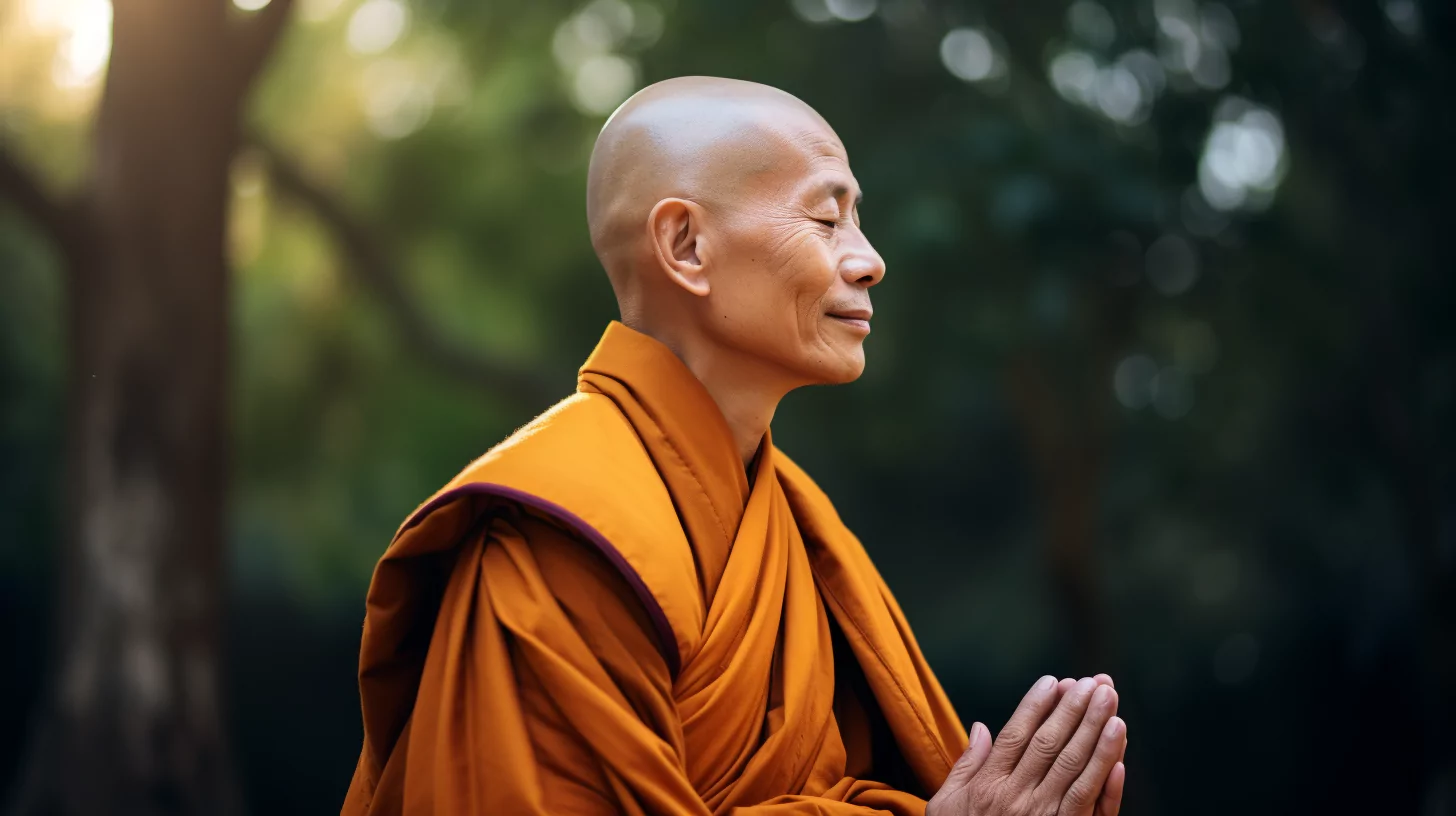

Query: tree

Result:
[0,0,554,810]
[0,1,292,810]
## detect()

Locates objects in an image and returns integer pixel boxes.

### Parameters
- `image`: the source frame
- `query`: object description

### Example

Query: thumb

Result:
[942,722,992,792]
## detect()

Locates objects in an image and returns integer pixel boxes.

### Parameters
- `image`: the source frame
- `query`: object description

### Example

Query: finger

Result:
[940,722,993,793]
[1095,761,1125,816]
[1058,677,1077,696]
[1062,716,1126,816]
[1091,673,1115,689]
[982,676,1062,776]
[1033,684,1118,799]
[1008,676,1100,788]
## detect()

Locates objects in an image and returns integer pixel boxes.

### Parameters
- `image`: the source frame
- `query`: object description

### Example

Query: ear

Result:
[647,198,711,297]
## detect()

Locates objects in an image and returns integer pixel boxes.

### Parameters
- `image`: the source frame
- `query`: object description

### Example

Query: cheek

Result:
[740,229,824,315]
[718,223,838,355]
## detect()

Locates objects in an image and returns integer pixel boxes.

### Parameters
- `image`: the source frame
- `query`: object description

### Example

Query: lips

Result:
[827,308,872,333]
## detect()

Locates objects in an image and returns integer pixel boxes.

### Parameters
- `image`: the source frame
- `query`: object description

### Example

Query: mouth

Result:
[827,308,872,333]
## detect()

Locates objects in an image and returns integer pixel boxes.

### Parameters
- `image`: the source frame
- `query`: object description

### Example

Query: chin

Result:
[804,349,865,386]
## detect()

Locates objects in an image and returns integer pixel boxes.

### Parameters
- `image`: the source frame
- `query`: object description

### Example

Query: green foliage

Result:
[1,0,1451,810]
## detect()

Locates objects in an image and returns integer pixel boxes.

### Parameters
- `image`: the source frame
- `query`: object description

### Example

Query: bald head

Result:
[583,75,884,404]
[586,77,838,295]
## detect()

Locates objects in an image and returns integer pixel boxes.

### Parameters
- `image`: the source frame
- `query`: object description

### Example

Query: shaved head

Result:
[587,77,836,294]
[583,76,885,448]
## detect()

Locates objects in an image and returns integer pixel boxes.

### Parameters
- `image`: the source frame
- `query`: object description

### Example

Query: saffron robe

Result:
[341,321,966,815]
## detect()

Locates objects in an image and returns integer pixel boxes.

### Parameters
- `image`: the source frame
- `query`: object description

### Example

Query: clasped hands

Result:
[927,674,1127,816]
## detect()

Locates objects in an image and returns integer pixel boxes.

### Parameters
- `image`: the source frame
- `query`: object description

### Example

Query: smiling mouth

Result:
[827,310,872,332]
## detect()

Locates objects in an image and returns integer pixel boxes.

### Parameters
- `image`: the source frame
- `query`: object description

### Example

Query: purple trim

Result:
[400,483,682,678]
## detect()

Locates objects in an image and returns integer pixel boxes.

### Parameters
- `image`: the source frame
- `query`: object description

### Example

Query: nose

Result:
[840,224,886,288]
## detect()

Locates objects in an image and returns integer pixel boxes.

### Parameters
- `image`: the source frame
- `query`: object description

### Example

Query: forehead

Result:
[747,115,858,198]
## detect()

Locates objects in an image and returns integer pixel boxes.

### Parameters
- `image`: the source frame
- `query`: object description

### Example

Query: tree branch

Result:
[229,0,297,99]
[248,134,560,407]
[0,140,84,258]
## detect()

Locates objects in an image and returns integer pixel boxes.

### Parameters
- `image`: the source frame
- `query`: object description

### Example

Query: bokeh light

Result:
[1,1,1448,811]
[358,58,433,139]
[825,0,877,23]
[571,53,639,116]
[940,28,1003,85]
[1197,96,1288,212]
[346,0,409,55]
[552,0,649,115]
[1067,1,1116,49]
[1114,353,1160,410]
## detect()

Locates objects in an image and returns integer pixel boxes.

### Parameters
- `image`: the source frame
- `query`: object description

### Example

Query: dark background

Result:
[1,0,1452,813]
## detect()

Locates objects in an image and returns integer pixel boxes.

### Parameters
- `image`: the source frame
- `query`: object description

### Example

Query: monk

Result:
[341,76,1128,815]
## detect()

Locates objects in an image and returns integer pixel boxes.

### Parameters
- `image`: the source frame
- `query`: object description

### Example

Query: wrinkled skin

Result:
[587,76,884,465]
[587,78,1129,815]
[928,676,1127,816]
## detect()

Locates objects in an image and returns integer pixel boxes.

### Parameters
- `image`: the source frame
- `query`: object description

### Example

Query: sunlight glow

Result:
[347,0,409,55]
[27,0,113,90]
[233,0,272,11]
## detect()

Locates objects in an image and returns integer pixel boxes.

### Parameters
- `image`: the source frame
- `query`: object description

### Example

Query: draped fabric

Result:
[342,322,966,815]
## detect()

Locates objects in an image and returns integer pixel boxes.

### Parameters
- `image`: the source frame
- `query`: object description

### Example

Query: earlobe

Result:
[648,198,711,297]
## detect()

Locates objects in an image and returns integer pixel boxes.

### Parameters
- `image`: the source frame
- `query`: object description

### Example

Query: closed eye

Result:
[815,218,838,228]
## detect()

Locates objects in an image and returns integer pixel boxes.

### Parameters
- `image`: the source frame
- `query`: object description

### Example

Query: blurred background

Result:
[1,0,1453,813]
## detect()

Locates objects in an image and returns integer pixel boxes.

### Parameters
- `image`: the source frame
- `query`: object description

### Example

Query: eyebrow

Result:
[814,179,864,209]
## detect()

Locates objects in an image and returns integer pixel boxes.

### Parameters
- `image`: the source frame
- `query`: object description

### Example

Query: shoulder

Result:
[387,391,697,677]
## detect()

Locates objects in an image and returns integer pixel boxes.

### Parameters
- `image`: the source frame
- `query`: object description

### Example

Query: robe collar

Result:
[577,321,759,581]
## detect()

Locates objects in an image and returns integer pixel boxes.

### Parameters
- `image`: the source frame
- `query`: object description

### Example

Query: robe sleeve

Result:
[380,504,932,816]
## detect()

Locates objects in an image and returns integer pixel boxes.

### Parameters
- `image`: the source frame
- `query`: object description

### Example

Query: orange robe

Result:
[342,321,966,815]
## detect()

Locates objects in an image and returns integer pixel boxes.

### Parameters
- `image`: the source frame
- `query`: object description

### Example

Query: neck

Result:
[633,322,792,469]
[694,367,782,470]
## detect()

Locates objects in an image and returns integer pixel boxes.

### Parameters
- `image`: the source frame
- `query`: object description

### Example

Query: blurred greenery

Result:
[2,0,1453,813]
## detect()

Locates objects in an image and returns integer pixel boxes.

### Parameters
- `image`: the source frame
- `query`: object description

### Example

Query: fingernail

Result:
[1092,685,1112,706]
[1037,675,1055,691]
[968,723,983,748]
[1075,677,1097,695]
[1103,716,1125,738]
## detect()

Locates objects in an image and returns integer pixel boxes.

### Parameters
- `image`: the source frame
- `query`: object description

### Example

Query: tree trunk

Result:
[7,2,292,813]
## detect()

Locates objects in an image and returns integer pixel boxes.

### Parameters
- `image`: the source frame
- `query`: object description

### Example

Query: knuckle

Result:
[1063,779,1097,808]
[997,726,1028,750]
[1029,730,1062,758]
[1052,746,1085,775]
[999,787,1030,815]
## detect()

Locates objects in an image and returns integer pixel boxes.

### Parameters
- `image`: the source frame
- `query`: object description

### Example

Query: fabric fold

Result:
[342,321,965,815]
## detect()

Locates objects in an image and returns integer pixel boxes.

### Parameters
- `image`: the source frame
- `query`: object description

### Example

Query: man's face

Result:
[703,123,886,388]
